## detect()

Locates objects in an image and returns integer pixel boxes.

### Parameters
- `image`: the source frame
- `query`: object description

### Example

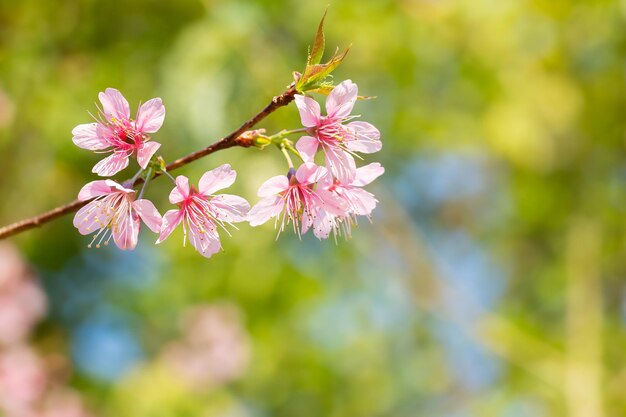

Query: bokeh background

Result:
[1,0,625,416]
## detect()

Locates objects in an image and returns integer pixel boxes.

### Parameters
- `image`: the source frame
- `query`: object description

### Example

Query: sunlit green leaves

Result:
[295,13,350,94]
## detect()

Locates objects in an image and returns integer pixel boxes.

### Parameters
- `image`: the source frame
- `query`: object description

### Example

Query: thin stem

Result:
[138,168,153,199]
[0,83,297,240]
[163,170,177,185]
[129,168,143,184]
[280,127,308,136]
[280,144,295,169]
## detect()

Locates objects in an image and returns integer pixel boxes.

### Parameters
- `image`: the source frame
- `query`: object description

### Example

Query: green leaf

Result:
[297,46,350,92]
[308,10,327,66]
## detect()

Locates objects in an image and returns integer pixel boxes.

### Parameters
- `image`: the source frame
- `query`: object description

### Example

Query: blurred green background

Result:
[1,0,625,416]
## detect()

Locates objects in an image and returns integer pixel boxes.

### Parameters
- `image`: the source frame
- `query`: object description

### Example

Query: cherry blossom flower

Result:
[313,162,385,239]
[73,180,162,250]
[72,88,165,176]
[247,163,346,238]
[156,164,250,258]
[0,244,46,346]
[162,304,250,389]
[39,388,94,417]
[295,80,381,182]
[0,346,48,415]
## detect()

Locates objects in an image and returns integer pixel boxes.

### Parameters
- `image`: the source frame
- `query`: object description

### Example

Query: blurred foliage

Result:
[1,0,626,416]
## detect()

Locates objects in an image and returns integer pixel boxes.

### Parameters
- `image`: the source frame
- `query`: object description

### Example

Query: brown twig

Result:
[0,83,297,240]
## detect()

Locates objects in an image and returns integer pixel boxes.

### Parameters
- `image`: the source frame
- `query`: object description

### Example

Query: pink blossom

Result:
[39,388,94,417]
[0,244,46,346]
[247,163,346,238]
[73,180,162,250]
[162,304,250,389]
[295,80,381,182]
[72,88,165,176]
[313,162,385,239]
[156,164,249,258]
[0,346,48,415]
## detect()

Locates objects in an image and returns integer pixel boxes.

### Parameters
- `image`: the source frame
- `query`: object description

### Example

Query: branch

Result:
[0,83,297,240]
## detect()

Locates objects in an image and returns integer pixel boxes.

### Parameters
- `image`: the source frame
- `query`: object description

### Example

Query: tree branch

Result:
[0,83,297,240]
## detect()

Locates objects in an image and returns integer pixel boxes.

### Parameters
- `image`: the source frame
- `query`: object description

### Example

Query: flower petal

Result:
[257,175,288,197]
[112,213,140,250]
[77,180,113,201]
[211,194,250,223]
[294,95,321,127]
[323,147,356,183]
[72,123,109,150]
[92,152,130,177]
[344,121,381,153]
[170,176,190,204]
[133,199,162,233]
[156,209,183,243]
[317,189,349,216]
[247,196,283,226]
[313,210,334,240]
[73,200,113,235]
[98,88,130,121]
[295,162,324,184]
[135,98,165,133]
[346,188,378,216]
[187,223,222,258]
[352,162,385,187]
[137,141,161,169]
[326,80,358,119]
[198,164,236,196]
[296,136,319,163]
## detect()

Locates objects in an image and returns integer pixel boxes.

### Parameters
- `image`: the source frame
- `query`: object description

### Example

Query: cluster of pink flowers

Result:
[72,81,382,256]
[72,89,248,258]
[0,243,93,417]
[248,80,384,239]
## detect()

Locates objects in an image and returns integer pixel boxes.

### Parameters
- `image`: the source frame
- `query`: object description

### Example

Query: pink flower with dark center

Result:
[157,164,250,258]
[73,180,162,250]
[313,162,385,239]
[247,163,346,238]
[295,80,381,182]
[72,88,165,176]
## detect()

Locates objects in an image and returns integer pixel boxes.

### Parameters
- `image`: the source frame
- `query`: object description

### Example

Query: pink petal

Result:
[98,88,130,121]
[105,179,135,193]
[317,189,349,216]
[344,121,382,153]
[133,199,162,233]
[187,224,222,258]
[347,188,378,216]
[313,210,334,240]
[72,123,109,150]
[198,164,236,196]
[135,98,165,133]
[211,194,250,223]
[73,200,113,235]
[296,136,319,163]
[323,147,356,183]
[156,209,183,243]
[170,176,190,204]
[257,176,288,197]
[92,152,130,176]
[294,95,321,127]
[247,196,283,226]
[112,213,140,250]
[326,80,358,119]
[295,162,324,184]
[77,180,113,201]
[352,162,385,187]
[137,141,161,169]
